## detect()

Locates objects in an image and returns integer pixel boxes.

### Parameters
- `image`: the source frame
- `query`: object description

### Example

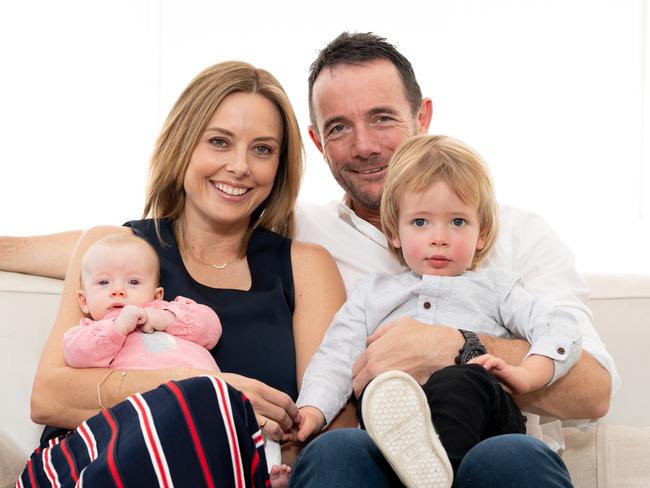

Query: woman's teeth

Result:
[215,183,248,196]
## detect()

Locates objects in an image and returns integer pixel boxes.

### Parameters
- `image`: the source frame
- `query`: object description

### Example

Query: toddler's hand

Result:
[469,353,506,371]
[296,406,325,442]
[469,353,533,394]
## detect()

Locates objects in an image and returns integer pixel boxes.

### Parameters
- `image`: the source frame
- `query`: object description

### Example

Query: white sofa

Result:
[1,270,649,487]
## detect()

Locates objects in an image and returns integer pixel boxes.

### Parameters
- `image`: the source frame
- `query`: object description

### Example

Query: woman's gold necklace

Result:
[186,248,235,270]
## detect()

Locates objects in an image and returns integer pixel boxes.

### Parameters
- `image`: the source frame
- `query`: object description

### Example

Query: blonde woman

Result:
[19,61,348,487]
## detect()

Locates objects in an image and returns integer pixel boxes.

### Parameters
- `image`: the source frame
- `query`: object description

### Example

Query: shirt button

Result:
[557,347,565,355]
[423,301,431,310]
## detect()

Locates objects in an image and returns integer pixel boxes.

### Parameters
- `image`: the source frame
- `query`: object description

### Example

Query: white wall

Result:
[2,0,649,273]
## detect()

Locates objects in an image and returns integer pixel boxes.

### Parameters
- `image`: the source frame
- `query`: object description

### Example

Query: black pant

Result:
[360,364,527,474]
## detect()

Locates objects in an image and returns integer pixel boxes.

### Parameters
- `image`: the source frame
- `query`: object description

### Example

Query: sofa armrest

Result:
[563,425,650,488]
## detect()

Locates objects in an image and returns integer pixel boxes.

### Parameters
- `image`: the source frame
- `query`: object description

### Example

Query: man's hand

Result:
[351,318,463,397]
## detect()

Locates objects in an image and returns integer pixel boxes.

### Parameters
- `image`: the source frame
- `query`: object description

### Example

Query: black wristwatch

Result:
[454,329,487,364]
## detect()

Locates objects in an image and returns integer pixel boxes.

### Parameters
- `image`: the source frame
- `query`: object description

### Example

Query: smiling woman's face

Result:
[182,91,283,230]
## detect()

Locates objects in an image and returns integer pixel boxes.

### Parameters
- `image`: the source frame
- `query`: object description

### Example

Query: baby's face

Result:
[391,180,485,277]
[78,242,162,320]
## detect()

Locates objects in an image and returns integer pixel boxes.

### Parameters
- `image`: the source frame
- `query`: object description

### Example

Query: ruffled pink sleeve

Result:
[63,317,127,368]
[150,296,222,349]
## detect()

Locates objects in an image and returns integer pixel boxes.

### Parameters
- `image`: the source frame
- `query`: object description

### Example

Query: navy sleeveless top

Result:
[125,218,298,400]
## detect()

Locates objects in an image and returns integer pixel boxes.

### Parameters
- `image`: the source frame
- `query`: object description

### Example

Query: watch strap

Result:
[454,329,487,365]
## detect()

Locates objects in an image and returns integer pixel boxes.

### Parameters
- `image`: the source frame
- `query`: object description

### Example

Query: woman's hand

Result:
[220,372,299,437]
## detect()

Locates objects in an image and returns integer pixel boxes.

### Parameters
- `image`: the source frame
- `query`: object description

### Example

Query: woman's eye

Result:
[254,145,272,155]
[452,218,466,227]
[209,137,228,147]
[412,218,427,227]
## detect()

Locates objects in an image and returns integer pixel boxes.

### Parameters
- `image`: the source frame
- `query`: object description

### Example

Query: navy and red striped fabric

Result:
[17,375,270,487]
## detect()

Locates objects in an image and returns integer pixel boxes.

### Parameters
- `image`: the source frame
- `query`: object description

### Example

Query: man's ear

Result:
[77,290,89,314]
[154,287,164,301]
[308,126,325,155]
[416,98,433,135]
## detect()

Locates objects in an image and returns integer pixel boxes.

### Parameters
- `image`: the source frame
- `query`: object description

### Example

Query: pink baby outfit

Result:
[64,296,221,371]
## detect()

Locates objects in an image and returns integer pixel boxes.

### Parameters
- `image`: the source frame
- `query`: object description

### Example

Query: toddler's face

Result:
[392,180,485,277]
[78,242,162,320]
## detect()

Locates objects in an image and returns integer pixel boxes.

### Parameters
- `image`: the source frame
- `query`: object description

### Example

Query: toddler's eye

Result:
[451,218,466,227]
[98,280,109,286]
[412,218,427,227]
[128,279,141,286]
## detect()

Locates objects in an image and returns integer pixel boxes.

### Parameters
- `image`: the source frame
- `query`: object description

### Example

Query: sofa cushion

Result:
[563,425,650,487]
[0,272,62,456]
[0,430,24,488]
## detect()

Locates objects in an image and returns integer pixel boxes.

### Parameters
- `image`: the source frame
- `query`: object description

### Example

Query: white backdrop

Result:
[1,0,649,273]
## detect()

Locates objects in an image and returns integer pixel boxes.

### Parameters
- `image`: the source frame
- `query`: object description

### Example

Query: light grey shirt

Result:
[297,267,583,424]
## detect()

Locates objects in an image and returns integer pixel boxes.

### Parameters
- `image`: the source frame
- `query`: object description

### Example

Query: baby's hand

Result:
[140,308,175,333]
[114,305,147,335]
[296,406,325,442]
[269,464,291,488]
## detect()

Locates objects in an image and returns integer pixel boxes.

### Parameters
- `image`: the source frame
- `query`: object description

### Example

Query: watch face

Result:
[464,350,485,362]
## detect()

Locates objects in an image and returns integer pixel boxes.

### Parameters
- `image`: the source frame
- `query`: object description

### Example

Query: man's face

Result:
[309,59,430,210]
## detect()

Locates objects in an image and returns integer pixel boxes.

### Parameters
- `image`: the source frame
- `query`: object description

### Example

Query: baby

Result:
[64,233,221,372]
[64,233,290,487]
[295,135,582,488]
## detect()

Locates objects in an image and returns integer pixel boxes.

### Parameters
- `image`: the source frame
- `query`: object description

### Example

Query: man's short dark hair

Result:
[308,32,423,130]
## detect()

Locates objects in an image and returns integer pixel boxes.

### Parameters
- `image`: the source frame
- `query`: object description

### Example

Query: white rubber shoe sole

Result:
[362,370,453,488]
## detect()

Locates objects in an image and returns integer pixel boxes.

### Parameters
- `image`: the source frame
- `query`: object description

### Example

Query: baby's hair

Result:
[380,135,499,269]
[80,233,161,288]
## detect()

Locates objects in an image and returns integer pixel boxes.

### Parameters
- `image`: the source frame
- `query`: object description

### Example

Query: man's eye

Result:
[329,124,346,135]
[412,218,427,227]
[452,218,466,227]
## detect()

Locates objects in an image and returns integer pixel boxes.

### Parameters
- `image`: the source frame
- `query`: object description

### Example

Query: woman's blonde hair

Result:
[143,61,303,254]
[380,135,499,269]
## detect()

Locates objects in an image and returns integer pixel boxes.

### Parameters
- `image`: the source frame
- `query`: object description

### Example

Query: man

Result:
[1,31,617,487]
[289,32,617,487]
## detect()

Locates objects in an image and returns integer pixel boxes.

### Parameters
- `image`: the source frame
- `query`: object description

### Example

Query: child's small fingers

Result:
[468,355,488,366]
[484,357,501,370]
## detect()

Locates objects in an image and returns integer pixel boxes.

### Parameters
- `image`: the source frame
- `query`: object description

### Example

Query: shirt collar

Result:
[336,200,389,248]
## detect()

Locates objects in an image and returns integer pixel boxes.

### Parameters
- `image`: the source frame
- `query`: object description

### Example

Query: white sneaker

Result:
[362,370,453,488]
